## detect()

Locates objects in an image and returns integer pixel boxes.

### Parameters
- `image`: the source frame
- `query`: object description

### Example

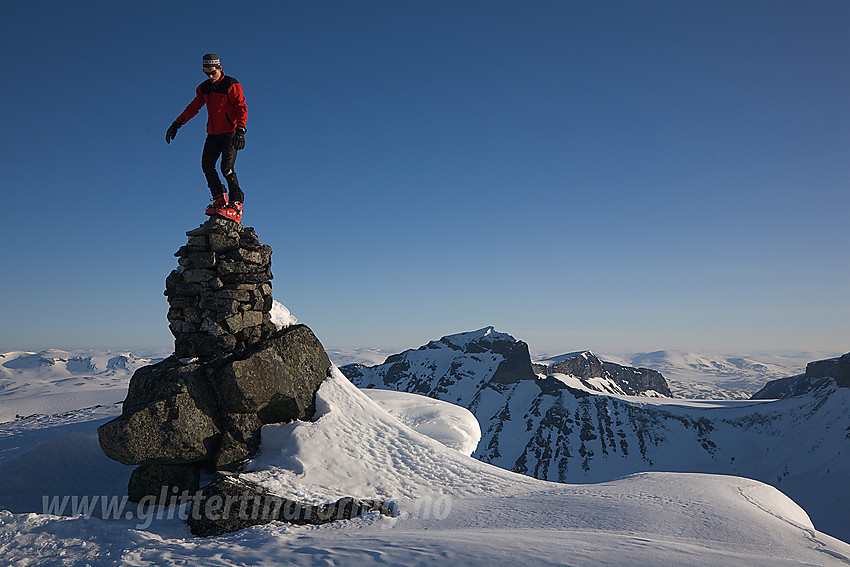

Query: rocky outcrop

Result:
[98,218,332,505]
[98,325,331,474]
[751,352,850,399]
[186,472,396,537]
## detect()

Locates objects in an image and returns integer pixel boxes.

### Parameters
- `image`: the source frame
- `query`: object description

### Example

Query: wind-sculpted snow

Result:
[241,367,538,504]
[360,389,481,456]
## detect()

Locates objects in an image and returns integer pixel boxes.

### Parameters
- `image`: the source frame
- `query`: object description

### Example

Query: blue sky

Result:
[2,0,848,355]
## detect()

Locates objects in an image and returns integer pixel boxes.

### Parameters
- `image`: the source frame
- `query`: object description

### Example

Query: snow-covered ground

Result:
[0,363,848,565]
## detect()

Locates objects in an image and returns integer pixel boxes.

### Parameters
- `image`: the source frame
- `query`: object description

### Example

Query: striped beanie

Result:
[202,54,221,67]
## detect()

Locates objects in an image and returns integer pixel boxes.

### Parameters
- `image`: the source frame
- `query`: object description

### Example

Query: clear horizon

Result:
[2,0,848,355]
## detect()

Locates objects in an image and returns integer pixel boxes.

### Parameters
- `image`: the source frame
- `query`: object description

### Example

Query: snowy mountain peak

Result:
[437,326,513,350]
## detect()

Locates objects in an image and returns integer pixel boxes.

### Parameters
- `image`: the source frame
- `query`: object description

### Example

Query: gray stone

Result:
[211,413,263,471]
[213,289,252,302]
[187,217,241,238]
[241,311,263,328]
[174,282,207,297]
[187,251,216,269]
[223,313,247,334]
[97,392,220,466]
[182,269,216,283]
[128,463,201,504]
[199,296,240,313]
[217,261,252,275]
[168,296,198,309]
[220,271,273,285]
[209,233,239,252]
[127,358,215,411]
[174,333,237,360]
[214,325,331,421]
[200,318,227,336]
[169,320,199,334]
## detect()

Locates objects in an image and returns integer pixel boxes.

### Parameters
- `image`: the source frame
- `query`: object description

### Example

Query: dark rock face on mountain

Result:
[98,218,333,506]
[751,352,850,399]
[536,351,672,397]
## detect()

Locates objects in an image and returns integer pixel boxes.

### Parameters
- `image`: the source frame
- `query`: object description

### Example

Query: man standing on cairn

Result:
[166,54,248,223]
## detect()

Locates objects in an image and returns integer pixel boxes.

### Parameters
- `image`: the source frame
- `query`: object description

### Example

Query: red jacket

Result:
[176,75,247,135]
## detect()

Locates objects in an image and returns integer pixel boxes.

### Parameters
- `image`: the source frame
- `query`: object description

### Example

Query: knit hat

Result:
[202,54,221,67]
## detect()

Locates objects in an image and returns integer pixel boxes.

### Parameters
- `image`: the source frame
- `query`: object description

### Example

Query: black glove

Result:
[165,120,181,144]
[232,126,246,150]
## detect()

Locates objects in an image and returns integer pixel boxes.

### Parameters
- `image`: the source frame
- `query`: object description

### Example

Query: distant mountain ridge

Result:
[597,349,826,399]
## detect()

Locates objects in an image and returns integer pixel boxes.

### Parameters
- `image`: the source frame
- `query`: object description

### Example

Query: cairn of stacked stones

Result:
[166,217,276,359]
[98,216,394,535]
[99,216,332,496]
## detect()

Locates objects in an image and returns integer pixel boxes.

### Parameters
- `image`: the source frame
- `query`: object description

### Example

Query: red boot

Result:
[205,192,228,216]
[218,201,243,223]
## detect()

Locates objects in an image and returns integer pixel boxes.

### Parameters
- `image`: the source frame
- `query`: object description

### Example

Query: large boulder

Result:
[97,325,330,472]
[214,325,331,422]
[97,389,220,466]
[127,464,201,504]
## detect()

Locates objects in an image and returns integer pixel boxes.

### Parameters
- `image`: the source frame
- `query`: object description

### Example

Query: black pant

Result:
[202,133,244,203]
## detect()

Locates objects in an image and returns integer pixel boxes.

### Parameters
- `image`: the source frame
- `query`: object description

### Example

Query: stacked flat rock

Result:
[165,217,276,359]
